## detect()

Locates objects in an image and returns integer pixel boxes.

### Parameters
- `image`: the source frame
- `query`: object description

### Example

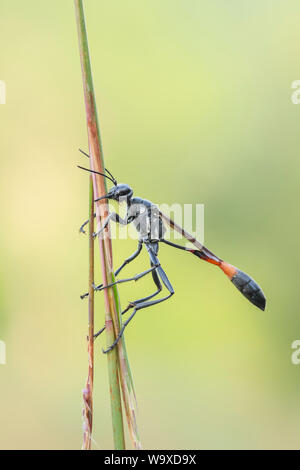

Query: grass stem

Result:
[74,0,125,449]
[75,0,141,450]
[82,178,95,450]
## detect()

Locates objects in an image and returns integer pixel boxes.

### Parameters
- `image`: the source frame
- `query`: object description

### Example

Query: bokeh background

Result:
[1,0,300,450]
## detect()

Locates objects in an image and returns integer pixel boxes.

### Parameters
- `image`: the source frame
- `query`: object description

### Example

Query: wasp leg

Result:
[94,326,106,338]
[80,210,127,237]
[123,261,163,308]
[80,242,143,299]
[93,213,128,238]
[115,242,143,276]
[103,245,174,353]
[94,263,162,338]
[103,289,174,354]
[92,263,160,339]
[79,213,96,234]
[94,264,159,291]
[116,242,170,312]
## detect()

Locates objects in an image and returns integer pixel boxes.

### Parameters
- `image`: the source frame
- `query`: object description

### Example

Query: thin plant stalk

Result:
[82,178,95,450]
[74,0,124,450]
[74,0,141,449]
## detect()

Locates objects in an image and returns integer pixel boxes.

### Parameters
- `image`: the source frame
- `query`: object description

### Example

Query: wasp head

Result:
[95,184,133,203]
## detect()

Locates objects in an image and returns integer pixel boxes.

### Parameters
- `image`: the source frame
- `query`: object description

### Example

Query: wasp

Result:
[79,150,266,353]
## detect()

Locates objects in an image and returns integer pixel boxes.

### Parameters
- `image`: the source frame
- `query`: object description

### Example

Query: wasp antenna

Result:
[79,148,90,158]
[78,151,117,184]
[77,165,116,185]
[105,167,117,185]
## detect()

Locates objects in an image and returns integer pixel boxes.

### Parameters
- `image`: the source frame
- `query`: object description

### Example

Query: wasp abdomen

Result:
[231,269,266,311]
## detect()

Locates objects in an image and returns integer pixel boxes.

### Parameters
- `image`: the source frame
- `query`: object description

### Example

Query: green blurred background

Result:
[1,0,299,450]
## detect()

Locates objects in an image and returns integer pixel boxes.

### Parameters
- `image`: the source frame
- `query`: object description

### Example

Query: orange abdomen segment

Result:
[220,261,238,279]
